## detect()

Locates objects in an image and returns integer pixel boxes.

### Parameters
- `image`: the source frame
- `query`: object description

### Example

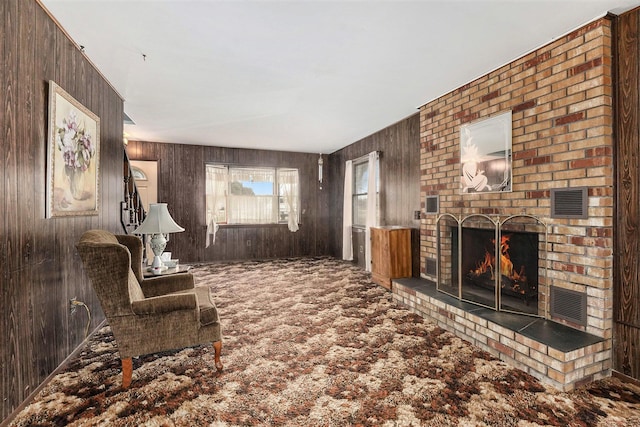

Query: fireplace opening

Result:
[452,227,539,315]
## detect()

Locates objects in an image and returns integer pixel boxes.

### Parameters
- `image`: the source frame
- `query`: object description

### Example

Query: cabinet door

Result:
[372,227,413,290]
[388,229,412,277]
[371,228,389,276]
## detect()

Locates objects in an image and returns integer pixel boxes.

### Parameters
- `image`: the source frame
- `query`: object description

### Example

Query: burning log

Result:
[466,234,536,304]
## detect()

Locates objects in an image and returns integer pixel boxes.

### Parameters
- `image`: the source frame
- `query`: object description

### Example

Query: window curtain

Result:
[342,160,353,261]
[228,168,275,224]
[229,167,274,183]
[228,196,274,224]
[278,168,299,232]
[206,165,228,247]
[364,151,379,272]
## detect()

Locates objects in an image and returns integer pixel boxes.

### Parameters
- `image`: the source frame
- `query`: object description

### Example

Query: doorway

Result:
[129,160,158,211]
[130,160,158,264]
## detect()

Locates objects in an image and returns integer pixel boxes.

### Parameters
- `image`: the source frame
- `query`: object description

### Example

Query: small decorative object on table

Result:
[163,259,178,268]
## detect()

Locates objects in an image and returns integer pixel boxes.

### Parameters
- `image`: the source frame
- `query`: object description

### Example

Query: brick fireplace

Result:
[397,16,615,391]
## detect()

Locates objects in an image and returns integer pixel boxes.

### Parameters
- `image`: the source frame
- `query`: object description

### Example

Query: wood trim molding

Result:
[34,0,124,101]
[0,320,107,427]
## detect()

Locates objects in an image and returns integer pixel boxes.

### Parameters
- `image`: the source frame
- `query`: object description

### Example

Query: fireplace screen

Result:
[437,214,547,317]
[461,228,538,314]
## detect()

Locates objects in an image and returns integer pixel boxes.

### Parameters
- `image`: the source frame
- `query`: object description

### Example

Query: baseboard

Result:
[612,370,640,388]
[1,320,107,427]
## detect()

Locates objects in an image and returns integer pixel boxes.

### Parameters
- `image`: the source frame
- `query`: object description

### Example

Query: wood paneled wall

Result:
[614,7,640,381]
[126,141,330,261]
[327,114,421,258]
[1,0,124,421]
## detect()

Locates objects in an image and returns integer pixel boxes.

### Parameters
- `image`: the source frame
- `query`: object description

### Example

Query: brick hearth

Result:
[392,278,607,391]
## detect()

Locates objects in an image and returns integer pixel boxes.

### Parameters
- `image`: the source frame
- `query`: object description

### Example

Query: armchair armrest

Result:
[140,273,195,297]
[131,292,197,315]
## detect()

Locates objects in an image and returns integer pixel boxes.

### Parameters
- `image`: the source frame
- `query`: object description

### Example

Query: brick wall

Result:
[419,17,614,341]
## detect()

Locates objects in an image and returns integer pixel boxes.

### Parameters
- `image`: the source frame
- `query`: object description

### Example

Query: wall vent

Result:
[550,187,588,219]
[550,286,587,326]
[425,195,439,214]
[425,258,437,276]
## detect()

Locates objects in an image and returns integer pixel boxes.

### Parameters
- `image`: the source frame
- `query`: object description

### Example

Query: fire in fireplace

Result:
[453,227,539,315]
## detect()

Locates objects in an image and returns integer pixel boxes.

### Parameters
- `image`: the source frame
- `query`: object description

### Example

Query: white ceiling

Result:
[41,0,639,154]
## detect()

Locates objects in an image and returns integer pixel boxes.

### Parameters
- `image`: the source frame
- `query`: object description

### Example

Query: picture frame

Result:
[459,110,512,194]
[46,81,100,217]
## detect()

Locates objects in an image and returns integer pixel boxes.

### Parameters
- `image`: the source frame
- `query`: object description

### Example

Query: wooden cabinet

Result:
[371,226,413,290]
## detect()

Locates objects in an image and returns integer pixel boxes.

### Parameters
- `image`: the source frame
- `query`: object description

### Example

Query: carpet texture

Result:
[9,257,640,426]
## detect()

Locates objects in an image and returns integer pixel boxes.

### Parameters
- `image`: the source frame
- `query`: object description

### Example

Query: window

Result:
[206,164,299,225]
[352,157,379,227]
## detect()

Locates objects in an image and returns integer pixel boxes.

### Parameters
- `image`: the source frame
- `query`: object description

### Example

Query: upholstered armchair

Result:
[76,229,222,388]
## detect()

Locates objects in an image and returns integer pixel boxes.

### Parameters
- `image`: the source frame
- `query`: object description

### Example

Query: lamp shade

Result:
[133,203,184,235]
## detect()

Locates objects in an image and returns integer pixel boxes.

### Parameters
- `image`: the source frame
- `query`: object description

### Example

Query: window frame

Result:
[351,157,379,228]
[206,164,300,226]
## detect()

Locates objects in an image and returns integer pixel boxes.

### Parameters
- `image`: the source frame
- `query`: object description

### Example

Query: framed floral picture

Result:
[46,81,100,217]
[459,110,512,194]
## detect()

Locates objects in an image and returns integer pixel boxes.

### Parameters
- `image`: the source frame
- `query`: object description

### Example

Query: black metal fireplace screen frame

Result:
[436,213,549,318]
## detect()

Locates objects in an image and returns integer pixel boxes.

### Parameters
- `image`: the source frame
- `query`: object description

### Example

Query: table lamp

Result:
[133,203,184,269]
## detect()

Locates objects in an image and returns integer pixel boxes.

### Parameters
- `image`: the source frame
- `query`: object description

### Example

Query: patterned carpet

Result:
[9,257,640,426]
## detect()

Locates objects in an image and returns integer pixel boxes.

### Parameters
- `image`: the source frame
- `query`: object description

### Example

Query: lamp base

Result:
[149,233,167,270]
[150,255,167,270]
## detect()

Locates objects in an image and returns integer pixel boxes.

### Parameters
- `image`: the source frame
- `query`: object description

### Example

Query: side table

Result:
[143,264,191,278]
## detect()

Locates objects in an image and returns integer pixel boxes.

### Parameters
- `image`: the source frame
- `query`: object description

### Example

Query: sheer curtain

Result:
[228,196,273,223]
[364,151,379,272]
[278,168,299,232]
[342,160,353,261]
[229,167,274,183]
[206,165,228,247]
[228,168,275,224]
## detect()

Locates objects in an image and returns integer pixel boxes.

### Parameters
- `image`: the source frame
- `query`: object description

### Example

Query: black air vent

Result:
[550,286,587,326]
[425,195,439,214]
[551,187,587,219]
[425,258,437,276]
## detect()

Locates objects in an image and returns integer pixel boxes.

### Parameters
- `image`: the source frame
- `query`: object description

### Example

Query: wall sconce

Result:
[318,154,324,190]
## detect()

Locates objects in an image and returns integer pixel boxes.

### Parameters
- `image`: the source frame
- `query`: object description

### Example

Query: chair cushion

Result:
[194,286,219,326]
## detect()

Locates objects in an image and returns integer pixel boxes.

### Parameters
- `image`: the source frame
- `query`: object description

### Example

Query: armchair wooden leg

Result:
[122,357,133,389]
[213,341,223,372]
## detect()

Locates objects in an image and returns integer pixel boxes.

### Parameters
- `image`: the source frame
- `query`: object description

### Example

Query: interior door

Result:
[130,160,158,211]
[130,160,158,264]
